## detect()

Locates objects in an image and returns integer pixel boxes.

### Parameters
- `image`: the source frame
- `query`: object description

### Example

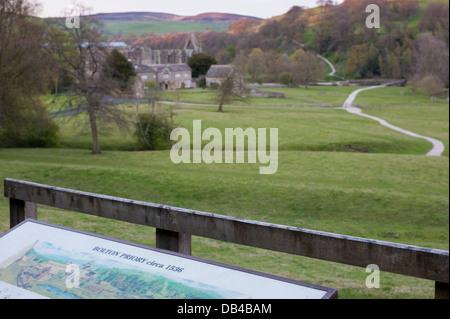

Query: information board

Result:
[0,220,337,299]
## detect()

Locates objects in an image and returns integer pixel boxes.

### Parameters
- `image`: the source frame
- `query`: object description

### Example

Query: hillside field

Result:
[0,86,448,299]
[100,20,230,36]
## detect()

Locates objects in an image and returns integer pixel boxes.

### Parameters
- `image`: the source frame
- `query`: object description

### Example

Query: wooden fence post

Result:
[4,179,449,298]
[156,229,191,255]
[435,282,449,299]
[10,198,37,229]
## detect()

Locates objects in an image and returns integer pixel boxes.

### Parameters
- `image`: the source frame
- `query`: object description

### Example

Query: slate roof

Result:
[167,64,192,72]
[134,64,191,74]
[206,65,233,78]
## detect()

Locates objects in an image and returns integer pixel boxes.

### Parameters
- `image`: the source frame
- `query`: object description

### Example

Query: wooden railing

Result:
[4,178,449,299]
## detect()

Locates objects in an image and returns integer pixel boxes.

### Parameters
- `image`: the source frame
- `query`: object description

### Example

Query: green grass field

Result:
[101,20,230,36]
[163,86,382,108]
[355,86,450,157]
[1,85,448,299]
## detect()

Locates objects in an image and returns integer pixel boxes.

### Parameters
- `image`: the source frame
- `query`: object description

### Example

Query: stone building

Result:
[134,64,193,96]
[85,35,201,95]
[124,33,202,66]
[205,65,244,89]
[126,47,194,65]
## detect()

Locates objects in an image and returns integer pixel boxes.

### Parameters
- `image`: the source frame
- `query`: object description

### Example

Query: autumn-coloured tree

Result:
[391,0,419,22]
[310,14,332,54]
[290,49,325,88]
[246,48,266,83]
[420,76,444,102]
[345,44,368,78]
[229,18,260,34]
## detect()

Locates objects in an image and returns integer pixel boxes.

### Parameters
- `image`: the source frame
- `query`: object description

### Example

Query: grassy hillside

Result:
[101,20,230,36]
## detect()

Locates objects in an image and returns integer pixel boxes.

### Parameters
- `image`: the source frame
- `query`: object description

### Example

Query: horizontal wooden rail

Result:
[4,178,449,298]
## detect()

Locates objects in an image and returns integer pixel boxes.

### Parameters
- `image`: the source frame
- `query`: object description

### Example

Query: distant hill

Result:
[179,12,261,24]
[87,11,262,24]
[87,12,180,22]
[69,11,263,36]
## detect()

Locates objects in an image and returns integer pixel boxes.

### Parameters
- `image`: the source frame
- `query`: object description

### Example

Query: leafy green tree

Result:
[135,109,175,151]
[345,44,369,78]
[0,0,59,148]
[103,49,136,90]
[188,53,217,78]
[226,44,237,59]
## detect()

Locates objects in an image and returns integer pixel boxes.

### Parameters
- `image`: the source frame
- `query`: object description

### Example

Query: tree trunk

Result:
[218,95,225,113]
[88,108,102,154]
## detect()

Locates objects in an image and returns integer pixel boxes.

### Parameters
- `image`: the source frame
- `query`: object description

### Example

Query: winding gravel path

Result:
[341,83,445,157]
[318,54,337,76]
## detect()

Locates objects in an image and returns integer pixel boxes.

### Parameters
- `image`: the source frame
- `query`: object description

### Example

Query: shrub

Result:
[419,76,444,102]
[0,100,59,148]
[279,72,295,86]
[135,111,176,151]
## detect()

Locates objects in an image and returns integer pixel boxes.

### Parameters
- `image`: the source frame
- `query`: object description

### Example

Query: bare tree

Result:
[46,6,128,154]
[135,80,162,150]
[412,34,449,88]
[215,66,247,113]
[418,2,449,44]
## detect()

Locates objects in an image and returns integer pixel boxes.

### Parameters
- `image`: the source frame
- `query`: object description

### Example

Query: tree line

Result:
[0,1,137,153]
[111,0,449,90]
[1,0,449,152]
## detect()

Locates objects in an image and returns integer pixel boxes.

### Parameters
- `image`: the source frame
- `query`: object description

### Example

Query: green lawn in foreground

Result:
[1,87,448,299]
[0,148,448,299]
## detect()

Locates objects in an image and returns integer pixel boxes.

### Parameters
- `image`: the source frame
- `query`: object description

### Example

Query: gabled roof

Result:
[206,65,233,78]
[167,64,191,72]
